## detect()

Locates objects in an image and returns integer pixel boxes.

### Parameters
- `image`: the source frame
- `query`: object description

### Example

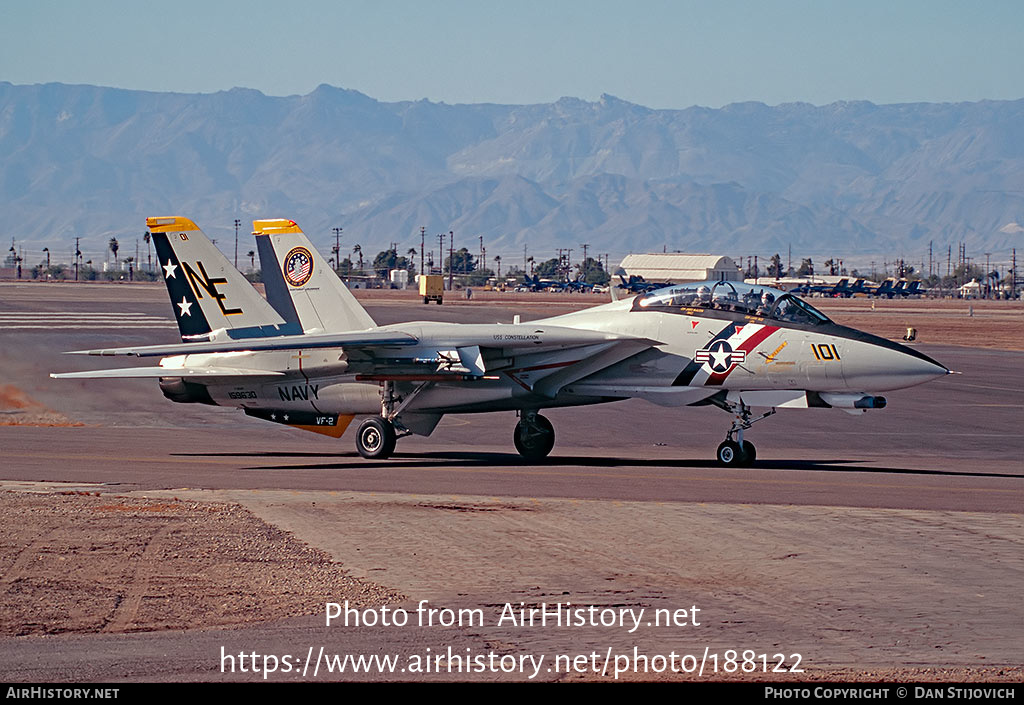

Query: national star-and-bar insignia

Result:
[695,340,746,373]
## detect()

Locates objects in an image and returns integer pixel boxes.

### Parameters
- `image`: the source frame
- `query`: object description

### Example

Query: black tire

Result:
[514,414,555,461]
[356,417,397,459]
[716,440,744,467]
[739,441,756,466]
[423,296,429,304]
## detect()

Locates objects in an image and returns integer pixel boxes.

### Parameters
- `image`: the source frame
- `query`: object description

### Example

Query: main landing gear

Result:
[715,402,775,467]
[514,410,555,461]
[355,380,427,459]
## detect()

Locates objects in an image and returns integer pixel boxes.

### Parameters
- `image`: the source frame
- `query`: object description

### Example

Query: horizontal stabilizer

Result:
[51,367,286,379]
[68,331,420,357]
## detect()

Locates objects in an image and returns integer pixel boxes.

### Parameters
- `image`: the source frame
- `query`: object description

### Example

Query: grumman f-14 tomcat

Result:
[53,216,950,466]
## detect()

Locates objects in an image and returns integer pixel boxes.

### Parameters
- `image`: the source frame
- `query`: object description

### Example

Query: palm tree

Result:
[108,237,119,266]
[494,254,502,279]
[143,231,151,271]
[353,244,363,274]
[247,250,256,270]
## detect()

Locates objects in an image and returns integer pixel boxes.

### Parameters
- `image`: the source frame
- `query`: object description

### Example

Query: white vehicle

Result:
[54,217,949,466]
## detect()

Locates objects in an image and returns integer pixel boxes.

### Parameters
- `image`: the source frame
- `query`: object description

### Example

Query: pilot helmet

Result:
[761,291,775,305]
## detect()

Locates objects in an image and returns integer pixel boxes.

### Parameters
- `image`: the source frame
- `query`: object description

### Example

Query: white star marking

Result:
[177,297,193,317]
[270,412,276,420]
[710,346,732,369]
[163,261,177,279]
[283,414,289,421]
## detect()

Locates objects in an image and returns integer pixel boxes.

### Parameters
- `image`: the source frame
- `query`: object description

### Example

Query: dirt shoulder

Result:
[0,490,401,636]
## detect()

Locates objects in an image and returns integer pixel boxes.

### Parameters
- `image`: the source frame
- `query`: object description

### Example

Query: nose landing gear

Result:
[715,402,775,467]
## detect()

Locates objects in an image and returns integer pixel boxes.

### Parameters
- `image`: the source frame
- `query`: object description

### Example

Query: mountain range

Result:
[2,82,1022,265]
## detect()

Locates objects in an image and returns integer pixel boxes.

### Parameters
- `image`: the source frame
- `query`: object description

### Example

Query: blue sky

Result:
[3,0,1023,107]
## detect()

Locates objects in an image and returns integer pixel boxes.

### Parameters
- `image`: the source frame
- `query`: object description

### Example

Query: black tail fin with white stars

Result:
[147,216,301,342]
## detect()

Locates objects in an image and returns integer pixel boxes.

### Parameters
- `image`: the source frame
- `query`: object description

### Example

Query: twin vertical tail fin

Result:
[147,216,299,342]
[253,219,376,333]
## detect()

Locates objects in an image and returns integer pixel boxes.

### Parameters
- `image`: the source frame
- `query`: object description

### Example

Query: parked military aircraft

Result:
[53,217,949,466]
[520,273,595,293]
[792,278,874,298]
[792,278,846,297]
[616,274,674,294]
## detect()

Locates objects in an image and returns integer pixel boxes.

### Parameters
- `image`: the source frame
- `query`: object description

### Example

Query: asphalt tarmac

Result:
[2,282,1020,511]
[1,282,1022,681]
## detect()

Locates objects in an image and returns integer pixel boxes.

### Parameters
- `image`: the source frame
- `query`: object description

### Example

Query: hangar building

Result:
[618,254,741,283]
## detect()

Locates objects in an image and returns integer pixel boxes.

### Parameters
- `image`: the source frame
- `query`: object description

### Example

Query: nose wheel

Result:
[716,439,756,467]
[514,411,555,461]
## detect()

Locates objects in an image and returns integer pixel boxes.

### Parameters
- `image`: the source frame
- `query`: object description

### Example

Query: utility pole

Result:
[234,219,241,268]
[985,252,992,299]
[419,226,425,278]
[74,237,80,281]
[449,231,454,291]
[333,227,343,274]
[1011,248,1017,300]
[437,233,445,279]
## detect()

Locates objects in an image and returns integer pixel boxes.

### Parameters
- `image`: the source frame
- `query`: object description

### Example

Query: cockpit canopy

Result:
[635,280,832,326]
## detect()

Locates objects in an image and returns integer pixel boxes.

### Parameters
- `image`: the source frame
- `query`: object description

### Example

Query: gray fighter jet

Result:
[53,217,949,466]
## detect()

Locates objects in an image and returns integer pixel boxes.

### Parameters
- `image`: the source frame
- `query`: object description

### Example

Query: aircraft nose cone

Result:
[876,345,948,390]
[841,335,948,391]
[898,350,948,384]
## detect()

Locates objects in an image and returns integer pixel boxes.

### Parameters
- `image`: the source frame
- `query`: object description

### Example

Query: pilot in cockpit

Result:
[693,285,711,307]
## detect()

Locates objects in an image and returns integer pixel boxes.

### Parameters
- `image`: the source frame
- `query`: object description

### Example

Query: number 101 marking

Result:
[811,343,841,361]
